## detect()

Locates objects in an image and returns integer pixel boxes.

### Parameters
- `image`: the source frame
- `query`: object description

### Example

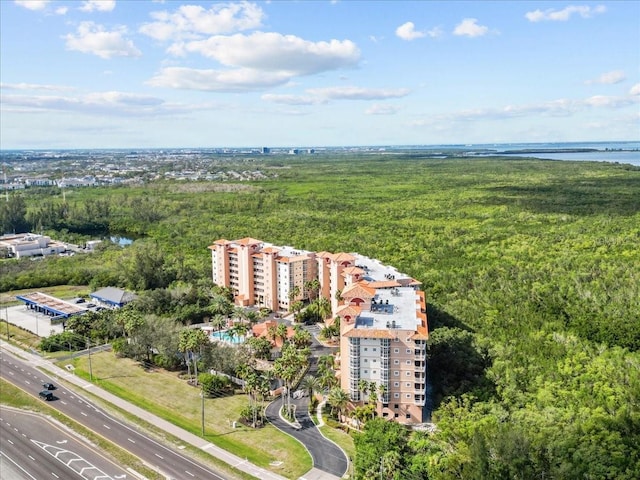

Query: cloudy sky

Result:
[1,0,638,149]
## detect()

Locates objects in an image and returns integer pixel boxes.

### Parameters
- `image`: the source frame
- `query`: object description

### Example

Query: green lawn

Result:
[66,351,312,479]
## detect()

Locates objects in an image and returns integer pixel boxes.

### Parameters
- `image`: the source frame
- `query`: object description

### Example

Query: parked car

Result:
[42,382,56,390]
[39,390,54,401]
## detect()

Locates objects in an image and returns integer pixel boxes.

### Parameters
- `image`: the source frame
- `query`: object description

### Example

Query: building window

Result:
[406,360,411,365]
[394,371,399,376]
[394,360,399,365]
[364,348,368,351]
[394,413,399,418]
[406,394,411,398]
[394,404,399,409]
[372,348,377,352]
[406,372,411,376]
[394,393,400,398]
[364,370,368,374]
[364,358,368,362]
[406,349,412,354]
[406,414,411,419]
[382,412,388,417]
[394,382,399,387]
[394,348,399,353]
[406,382,411,387]
[373,370,377,374]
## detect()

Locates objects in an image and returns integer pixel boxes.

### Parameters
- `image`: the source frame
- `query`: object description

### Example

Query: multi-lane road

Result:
[0,348,230,480]
[1,408,132,480]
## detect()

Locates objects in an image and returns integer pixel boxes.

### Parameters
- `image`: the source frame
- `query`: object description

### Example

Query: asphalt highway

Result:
[0,408,131,480]
[0,348,229,480]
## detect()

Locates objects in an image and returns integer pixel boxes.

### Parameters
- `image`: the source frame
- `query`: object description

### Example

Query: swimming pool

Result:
[210,330,245,344]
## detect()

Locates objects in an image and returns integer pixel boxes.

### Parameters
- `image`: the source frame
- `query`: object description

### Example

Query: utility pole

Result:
[5,306,9,340]
[87,339,93,382]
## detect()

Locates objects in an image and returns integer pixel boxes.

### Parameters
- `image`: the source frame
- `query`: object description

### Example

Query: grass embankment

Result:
[1,320,41,350]
[0,285,90,306]
[66,351,312,479]
[0,378,162,480]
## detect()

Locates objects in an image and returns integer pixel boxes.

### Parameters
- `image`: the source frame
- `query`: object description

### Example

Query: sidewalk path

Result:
[0,340,288,480]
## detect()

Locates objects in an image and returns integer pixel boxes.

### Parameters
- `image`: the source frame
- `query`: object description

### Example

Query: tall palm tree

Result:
[358,379,370,403]
[328,387,349,420]
[315,296,332,324]
[300,375,320,399]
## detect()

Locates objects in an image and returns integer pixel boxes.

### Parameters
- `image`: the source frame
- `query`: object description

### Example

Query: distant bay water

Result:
[408,141,640,166]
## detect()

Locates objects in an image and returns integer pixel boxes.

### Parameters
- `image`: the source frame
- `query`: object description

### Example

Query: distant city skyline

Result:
[1,0,639,149]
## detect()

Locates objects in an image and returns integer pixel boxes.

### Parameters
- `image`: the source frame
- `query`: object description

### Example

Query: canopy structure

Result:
[16,292,87,320]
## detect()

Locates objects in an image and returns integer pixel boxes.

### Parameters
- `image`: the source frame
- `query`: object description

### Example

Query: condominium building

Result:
[208,237,428,424]
[208,237,317,312]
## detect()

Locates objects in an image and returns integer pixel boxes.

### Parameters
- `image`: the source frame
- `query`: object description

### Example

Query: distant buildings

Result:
[209,237,429,424]
[0,233,67,259]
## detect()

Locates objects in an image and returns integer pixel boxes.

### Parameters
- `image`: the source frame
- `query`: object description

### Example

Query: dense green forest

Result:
[2,155,639,478]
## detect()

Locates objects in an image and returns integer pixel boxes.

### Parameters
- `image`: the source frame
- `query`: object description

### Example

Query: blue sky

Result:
[1,0,638,149]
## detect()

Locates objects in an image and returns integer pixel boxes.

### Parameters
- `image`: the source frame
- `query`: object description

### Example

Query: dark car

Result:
[42,382,56,390]
[39,390,54,401]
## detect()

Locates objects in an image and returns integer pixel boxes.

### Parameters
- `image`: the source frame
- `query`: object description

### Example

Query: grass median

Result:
[65,351,312,479]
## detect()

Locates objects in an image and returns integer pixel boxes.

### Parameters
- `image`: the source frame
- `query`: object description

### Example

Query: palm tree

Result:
[378,383,388,404]
[315,296,332,324]
[228,322,250,342]
[328,387,349,421]
[291,326,312,348]
[358,379,370,403]
[318,369,338,392]
[211,314,226,332]
[275,322,289,346]
[288,285,301,311]
[300,375,320,399]
[178,328,209,385]
[317,354,335,372]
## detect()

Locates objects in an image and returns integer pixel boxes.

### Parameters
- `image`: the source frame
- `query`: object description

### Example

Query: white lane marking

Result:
[155,453,163,459]
[8,371,14,375]
[7,439,13,445]
[0,451,38,480]
[28,455,35,460]
[25,380,30,384]
[80,412,87,417]
[185,471,195,477]
[127,438,135,443]
[103,424,111,430]
[52,473,59,479]
[60,401,67,405]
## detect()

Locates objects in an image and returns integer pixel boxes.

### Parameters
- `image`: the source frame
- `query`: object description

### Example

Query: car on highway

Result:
[39,390,54,401]
[42,382,56,390]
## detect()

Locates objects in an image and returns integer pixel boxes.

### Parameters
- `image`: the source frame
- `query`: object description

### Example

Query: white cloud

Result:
[365,104,400,115]
[261,87,409,105]
[55,6,68,15]
[306,86,410,100]
[396,22,426,41]
[14,0,49,10]
[525,5,606,22]
[64,22,141,59]
[630,83,640,96]
[261,94,324,105]
[140,2,265,41]
[0,82,75,92]
[0,90,216,117]
[148,66,291,92]
[453,18,489,37]
[79,0,116,12]
[173,32,360,77]
[585,70,626,85]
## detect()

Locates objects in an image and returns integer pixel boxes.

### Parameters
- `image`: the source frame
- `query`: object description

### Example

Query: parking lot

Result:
[1,305,65,338]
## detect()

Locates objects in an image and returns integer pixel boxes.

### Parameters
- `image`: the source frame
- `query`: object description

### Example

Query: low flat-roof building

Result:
[90,287,137,308]
[0,233,66,259]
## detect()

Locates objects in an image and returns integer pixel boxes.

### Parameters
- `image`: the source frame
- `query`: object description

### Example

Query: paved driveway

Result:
[265,396,348,478]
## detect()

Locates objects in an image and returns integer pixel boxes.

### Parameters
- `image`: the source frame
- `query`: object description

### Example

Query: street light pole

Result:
[5,306,9,340]
[87,339,93,382]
